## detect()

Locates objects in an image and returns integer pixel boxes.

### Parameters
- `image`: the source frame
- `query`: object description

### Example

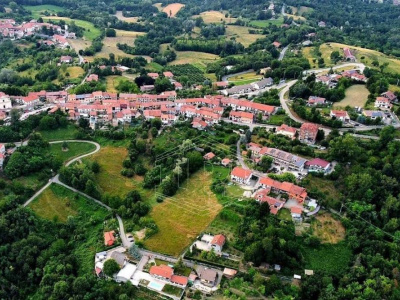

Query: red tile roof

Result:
[291,207,303,214]
[104,231,115,246]
[149,265,173,279]
[211,234,226,247]
[305,158,330,168]
[171,275,188,285]
[231,167,252,179]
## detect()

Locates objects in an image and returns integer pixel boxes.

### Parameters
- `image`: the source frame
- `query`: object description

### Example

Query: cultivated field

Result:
[115,11,139,23]
[144,171,222,256]
[88,146,151,199]
[192,10,237,24]
[162,3,185,17]
[172,51,219,69]
[320,43,400,73]
[92,30,146,61]
[249,17,284,28]
[225,25,264,47]
[49,142,96,163]
[312,212,345,243]
[228,71,262,85]
[333,85,369,108]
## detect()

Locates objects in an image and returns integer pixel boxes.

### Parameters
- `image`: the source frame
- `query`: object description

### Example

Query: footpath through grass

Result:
[49,142,96,163]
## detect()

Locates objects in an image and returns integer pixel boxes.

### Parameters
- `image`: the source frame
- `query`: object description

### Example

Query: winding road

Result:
[22,140,131,248]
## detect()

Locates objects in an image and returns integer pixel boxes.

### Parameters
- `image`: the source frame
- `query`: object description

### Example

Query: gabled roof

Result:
[171,275,188,285]
[211,234,226,247]
[305,158,330,168]
[149,265,173,279]
[231,166,252,179]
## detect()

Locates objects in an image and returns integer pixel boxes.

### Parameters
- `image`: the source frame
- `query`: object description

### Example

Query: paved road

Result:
[279,46,289,61]
[236,136,249,170]
[22,139,133,248]
[303,62,366,75]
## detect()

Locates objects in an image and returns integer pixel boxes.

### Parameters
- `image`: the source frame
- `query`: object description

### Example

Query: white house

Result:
[375,97,393,110]
[0,92,12,110]
[305,158,331,173]
[210,234,226,253]
[116,263,137,283]
[231,166,252,185]
[330,110,350,123]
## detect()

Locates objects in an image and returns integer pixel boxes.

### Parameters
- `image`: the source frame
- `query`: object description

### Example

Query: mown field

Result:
[42,17,101,41]
[144,170,222,256]
[30,184,107,222]
[172,51,219,69]
[162,3,185,17]
[333,85,370,108]
[312,212,345,244]
[225,25,265,47]
[24,4,65,18]
[228,71,262,85]
[310,42,400,74]
[192,10,237,24]
[87,146,152,199]
[39,125,78,141]
[115,11,139,23]
[92,29,146,61]
[249,17,284,28]
[49,141,96,163]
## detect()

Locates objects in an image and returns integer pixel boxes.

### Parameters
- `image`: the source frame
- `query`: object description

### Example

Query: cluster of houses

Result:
[316,69,367,89]
[275,122,320,144]
[0,18,75,47]
[1,87,281,129]
[144,71,183,92]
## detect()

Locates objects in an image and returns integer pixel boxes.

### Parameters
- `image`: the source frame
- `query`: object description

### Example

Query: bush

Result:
[121,169,134,177]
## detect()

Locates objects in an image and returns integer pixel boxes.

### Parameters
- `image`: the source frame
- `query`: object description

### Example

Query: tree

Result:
[62,141,68,150]
[105,28,116,37]
[129,244,142,260]
[186,151,203,173]
[154,77,174,93]
[259,156,273,172]
[103,259,120,277]
[151,118,162,130]
[116,79,139,93]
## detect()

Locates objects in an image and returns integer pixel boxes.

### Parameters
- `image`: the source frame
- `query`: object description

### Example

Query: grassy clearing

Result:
[49,142,96,163]
[333,85,370,109]
[320,42,400,74]
[229,71,262,84]
[302,46,317,68]
[115,11,139,23]
[65,66,85,78]
[153,3,163,11]
[277,208,292,221]
[39,125,78,141]
[106,75,125,93]
[24,5,64,18]
[303,243,352,276]
[94,30,146,60]
[162,3,185,18]
[225,25,264,47]
[87,146,152,199]
[144,170,222,256]
[171,51,219,69]
[303,176,343,208]
[192,10,237,24]
[286,14,306,21]
[290,6,314,15]
[30,184,78,222]
[390,84,400,92]
[312,212,345,244]
[42,17,101,41]
[249,17,284,28]
[207,207,241,243]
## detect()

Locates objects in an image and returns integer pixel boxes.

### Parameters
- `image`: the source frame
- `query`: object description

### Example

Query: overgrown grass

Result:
[42,17,101,41]
[162,284,183,297]
[38,125,78,141]
[49,142,96,163]
[302,243,352,276]
[24,4,65,19]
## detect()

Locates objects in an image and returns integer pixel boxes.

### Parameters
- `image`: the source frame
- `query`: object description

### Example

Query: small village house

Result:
[299,123,319,144]
[231,166,253,185]
[104,231,116,246]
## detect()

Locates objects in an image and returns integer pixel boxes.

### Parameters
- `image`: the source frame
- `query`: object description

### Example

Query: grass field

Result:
[319,43,400,73]
[229,71,262,84]
[303,243,352,276]
[333,85,370,109]
[25,5,65,18]
[39,125,78,141]
[277,208,292,221]
[225,25,264,47]
[303,176,343,208]
[153,3,163,11]
[312,212,345,244]
[115,11,139,23]
[49,142,96,163]
[249,17,284,28]
[302,46,317,68]
[192,11,237,24]
[172,51,219,70]
[289,6,313,16]
[390,84,400,92]
[285,13,306,21]
[42,17,101,41]
[144,170,222,256]
[87,146,152,199]
[105,75,125,93]
[92,29,146,61]
[162,3,185,18]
